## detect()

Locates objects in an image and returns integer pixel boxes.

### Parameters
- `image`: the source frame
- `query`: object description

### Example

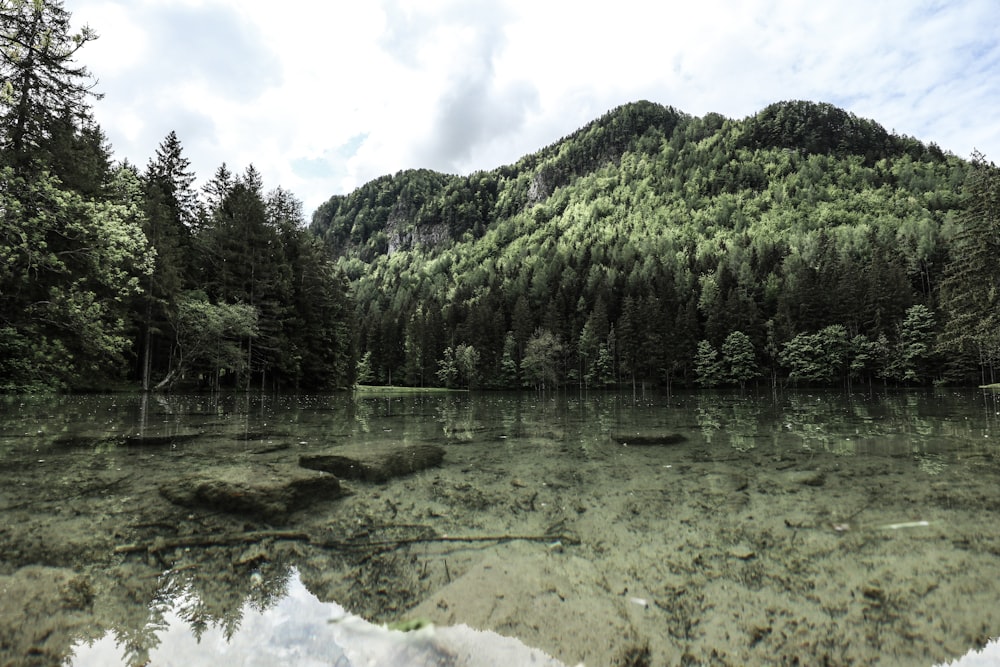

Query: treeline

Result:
[5,2,999,394]
[312,101,1000,390]
[0,0,353,392]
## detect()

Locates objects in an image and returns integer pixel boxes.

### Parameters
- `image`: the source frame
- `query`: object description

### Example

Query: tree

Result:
[521,328,563,390]
[41,109,111,198]
[779,325,849,384]
[154,292,258,391]
[887,304,937,383]
[455,343,480,389]
[436,346,459,388]
[288,234,354,389]
[403,309,426,386]
[202,163,234,215]
[694,340,723,387]
[356,351,374,385]
[722,331,758,390]
[0,168,154,389]
[938,152,1000,383]
[0,0,99,173]
[137,132,198,389]
[848,333,878,389]
[145,131,199,226]
[499,332,519,388]
[617,295,641,387]
[199,167,293,388]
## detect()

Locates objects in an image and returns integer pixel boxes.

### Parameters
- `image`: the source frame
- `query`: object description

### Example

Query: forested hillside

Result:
[0,0,353,392]
[4,1,999,393]
[312,100,1000,390]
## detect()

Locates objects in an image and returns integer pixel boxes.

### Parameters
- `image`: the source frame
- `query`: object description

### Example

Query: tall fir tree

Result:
[938,152,1000,383]
[0,0,99,173]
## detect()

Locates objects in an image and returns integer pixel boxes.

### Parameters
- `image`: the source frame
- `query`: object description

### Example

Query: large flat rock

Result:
[159,463,342,520]
[299,443,444,483]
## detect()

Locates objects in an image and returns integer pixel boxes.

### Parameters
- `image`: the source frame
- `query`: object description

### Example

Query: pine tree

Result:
[0,0,99,173]
[137,132,199,389]
[938,152,1000,383]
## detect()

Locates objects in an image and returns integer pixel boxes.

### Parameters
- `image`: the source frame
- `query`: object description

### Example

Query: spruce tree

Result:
[0,0,99,173]
[938,152,1000,383]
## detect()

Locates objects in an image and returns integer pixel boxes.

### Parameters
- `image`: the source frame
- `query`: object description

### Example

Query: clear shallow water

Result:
[1,389,999,666]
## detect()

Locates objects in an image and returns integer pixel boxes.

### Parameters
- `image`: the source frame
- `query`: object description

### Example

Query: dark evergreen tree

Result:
[938,152,1000,383]
[137,132,198,389]
[0,0,99,174]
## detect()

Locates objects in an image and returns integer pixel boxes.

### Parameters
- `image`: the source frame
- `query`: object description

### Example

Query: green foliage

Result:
[779,325,850,384]
[435,344,479,389]
[356,351,375,385]
[498,332,519,389]
[154,292,258,390]
[0,2,357,392]
[0,0,99,174]
[309,99,973,389]
[938,152,1000,382]
[521,329,564,390]
[694,341,723,387]
[0,168,153,390]
[436,346,459,388]
[742,101,917,166]
[0,9,980,395]
[721,331,758,389]
[886,304,937,383]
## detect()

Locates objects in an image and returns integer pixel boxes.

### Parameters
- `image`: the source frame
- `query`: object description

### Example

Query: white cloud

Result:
[70,0,1000,216]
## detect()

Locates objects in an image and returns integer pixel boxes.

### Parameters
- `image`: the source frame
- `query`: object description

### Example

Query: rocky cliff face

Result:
[386,218,450,255]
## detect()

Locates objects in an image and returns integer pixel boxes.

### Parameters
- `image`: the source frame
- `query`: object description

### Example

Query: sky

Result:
[69,0,1000,218]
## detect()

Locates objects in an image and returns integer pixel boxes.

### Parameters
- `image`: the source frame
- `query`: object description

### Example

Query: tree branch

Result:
[114,529,580,555]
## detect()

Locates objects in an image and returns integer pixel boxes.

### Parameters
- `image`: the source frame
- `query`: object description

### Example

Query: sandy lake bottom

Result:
[1,390,999,666]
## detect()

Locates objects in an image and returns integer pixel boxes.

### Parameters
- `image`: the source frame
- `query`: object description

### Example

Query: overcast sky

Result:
[70,0,1000,218]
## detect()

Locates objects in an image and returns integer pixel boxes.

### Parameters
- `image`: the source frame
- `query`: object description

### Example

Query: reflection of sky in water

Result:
[71,569,568,667]
[937,640,1000,667]
[72,571,350,666]
[68,567,1000,667]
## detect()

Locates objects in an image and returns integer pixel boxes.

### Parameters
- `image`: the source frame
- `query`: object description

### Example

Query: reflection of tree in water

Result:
[173,556,292,641]
[696,394,761,452]
[438,396,479,441]
[111,588,170,667]
[778,392,997,457]
[696,401,722,444]
[108,553,293,665]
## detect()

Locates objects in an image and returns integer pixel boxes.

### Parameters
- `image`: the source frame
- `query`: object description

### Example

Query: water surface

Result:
[1,390,999,666]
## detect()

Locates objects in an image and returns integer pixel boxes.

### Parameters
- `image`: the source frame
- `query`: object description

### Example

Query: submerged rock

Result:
[611,433,687,446]
[781,470,826,487]
[123,433,204,448]
[159,464,342,520]
[299,443,445,483]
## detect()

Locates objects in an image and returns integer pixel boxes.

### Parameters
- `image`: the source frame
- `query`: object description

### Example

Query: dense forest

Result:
[3,1,1000,394]
[312,102,1000,391]
[0,0,353,392]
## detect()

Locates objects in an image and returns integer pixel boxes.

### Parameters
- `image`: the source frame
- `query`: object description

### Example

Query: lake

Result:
[1,389,999,666]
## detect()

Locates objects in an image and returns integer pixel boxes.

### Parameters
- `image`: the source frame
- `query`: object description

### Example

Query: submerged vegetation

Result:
[2,1,999,392]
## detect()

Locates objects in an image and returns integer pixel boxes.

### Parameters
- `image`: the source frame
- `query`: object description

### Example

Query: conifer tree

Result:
[0,0,99,173]
[939,152,1000,383]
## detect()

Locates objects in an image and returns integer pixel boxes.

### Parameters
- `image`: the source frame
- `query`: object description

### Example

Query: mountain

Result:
[309,100,973,389]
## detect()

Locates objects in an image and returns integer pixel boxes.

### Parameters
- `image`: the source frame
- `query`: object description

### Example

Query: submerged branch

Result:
[114,528,580,555]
